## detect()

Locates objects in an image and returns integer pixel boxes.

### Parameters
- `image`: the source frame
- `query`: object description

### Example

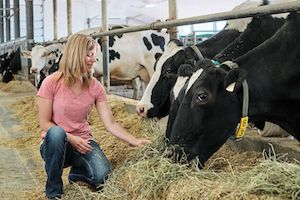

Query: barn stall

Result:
[0,0,300,199]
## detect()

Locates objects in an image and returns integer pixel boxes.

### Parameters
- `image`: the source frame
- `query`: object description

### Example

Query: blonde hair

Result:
[57,34,97,88]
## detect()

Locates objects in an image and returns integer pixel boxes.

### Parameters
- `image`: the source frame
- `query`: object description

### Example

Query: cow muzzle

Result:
[136,104,148,118]
[30,67,37,73]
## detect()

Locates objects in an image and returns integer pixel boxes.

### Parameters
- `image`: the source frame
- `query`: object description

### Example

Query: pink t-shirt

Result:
[37,72,107,140]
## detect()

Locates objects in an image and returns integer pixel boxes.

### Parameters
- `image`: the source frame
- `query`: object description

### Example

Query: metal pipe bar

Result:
[14,0,20,39]
[0,7,15,10]
[101,0,110,91]
[0,0,4,43]
[168,0,177,39]
[67,0,72,36]
[53,0,57,40]
[5,0,10,41]
[25,0,33,75]
[90,1,300,38]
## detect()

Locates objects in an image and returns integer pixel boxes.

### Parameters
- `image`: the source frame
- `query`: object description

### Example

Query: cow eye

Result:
[197,93,208,102]
[165,68,172,74]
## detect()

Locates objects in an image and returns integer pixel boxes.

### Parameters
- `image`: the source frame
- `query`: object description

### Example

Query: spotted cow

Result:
[1,48,22,83]
[168,12,300,168]
[21,43,64,87]
[93,29,168,99]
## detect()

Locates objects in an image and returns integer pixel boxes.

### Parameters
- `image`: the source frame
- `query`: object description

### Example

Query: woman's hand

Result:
[131,138,152,147]
[67,133,92,154]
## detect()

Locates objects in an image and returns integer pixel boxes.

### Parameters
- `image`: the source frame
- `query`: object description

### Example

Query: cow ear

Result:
[44,51,56,60]
[21,50,31,58]
[173,51,185,67]
[178,64,194,77]
[224,68,247,92]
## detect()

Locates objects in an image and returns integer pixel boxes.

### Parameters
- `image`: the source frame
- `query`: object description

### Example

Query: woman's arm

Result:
[37,96,56,132]
[96,100,151,147]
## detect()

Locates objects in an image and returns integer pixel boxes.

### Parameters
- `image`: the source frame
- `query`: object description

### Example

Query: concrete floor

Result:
[0,91,40,199]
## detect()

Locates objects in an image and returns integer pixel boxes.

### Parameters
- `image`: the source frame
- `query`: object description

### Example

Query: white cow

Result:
[22,43,64,74]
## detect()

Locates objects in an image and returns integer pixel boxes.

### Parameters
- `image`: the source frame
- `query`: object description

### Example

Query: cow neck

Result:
[220,60,249,140]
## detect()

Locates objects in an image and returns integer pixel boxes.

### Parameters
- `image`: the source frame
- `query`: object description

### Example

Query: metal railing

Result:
[90,1,300,38]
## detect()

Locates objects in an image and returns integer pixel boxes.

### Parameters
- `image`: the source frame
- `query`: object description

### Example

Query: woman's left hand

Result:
[132,138,152,147]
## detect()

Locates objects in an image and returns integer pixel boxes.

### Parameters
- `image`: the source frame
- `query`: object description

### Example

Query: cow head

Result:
[169,60,247,167]
[137,39,195,118]
[21,43,64,73]
[166,63,195,140]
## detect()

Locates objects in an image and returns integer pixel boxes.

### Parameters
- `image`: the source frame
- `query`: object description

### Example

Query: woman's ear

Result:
[224,68,247,92]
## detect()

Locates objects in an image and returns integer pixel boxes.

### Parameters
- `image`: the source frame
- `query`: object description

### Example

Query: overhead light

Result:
[144,4,155,8]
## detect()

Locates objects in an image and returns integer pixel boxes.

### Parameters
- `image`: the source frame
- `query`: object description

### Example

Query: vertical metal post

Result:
[168,0,178,39]
[67,0,72,36]
[0,0,4,43]
[5,0,10,41]
[53,0,57,40]
[101,0,110,91]
[14,0,20,39]
[25,0,33,76]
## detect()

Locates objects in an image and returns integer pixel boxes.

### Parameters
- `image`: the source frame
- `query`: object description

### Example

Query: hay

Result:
[93,137,300,200]
[0,80,37,93]
[5,95,300,200]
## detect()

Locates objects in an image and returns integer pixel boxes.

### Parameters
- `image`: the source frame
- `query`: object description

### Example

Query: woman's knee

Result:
[92,164,111,187]
[45,126,67,143]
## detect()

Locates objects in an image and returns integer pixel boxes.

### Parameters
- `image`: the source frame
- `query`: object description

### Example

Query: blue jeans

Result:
[40,126,111,198]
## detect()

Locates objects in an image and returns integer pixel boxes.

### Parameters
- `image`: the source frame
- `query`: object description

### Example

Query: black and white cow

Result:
[0,52,10,74]
[93,29,168,99]
[1,48,22,83]
[168,12,300,168]
[213,14,286,63]
[21,43,64,74]
[21,43,64,87]
[136,0,270,118]
[165,14,286,140]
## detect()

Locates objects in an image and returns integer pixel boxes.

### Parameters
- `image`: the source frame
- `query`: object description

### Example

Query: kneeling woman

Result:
[37,34,151,199]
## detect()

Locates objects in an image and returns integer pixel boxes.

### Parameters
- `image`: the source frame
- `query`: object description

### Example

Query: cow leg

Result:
[132,77,141,100]
[138,66,150,86]
[137,66,150,97]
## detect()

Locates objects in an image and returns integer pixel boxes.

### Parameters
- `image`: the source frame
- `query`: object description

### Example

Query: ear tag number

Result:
[235,116,248,139]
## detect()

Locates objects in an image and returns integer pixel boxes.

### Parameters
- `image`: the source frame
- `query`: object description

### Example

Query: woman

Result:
[37,34,151,199]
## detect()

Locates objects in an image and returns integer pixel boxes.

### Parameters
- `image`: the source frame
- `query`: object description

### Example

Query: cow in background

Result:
[169,12,300,168]
[21,43,64,87]
[93,29,168,99]
[0,48,22,83]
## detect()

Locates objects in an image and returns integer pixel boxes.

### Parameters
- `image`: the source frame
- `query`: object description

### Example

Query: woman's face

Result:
[85,46,97,72]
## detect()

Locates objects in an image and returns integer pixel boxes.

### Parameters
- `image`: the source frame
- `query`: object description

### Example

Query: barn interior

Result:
[1,0,300,199]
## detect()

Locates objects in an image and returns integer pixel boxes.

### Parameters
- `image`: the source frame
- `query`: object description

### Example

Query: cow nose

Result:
[136,104,147,118]
[30,68,37,73]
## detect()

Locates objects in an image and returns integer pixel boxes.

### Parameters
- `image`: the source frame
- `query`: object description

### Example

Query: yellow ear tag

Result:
[235,116,248,139]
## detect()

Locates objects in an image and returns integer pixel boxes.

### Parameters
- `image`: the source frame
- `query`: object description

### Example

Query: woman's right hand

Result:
[67,133,92,154]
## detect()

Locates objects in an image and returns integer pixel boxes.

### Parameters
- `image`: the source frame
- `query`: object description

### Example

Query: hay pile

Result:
[62,139,300,200]
[6,95,300,200]
[0,80,36,93]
